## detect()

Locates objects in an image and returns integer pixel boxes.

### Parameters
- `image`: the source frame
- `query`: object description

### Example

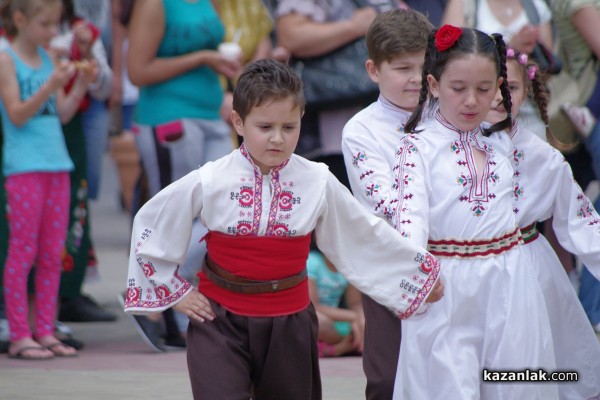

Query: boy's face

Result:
[366,51,425,112]
[231,96,302,175]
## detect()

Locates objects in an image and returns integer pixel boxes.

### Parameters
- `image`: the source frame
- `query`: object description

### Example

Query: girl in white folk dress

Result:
[486,48,600,399]
[391,25,558,399]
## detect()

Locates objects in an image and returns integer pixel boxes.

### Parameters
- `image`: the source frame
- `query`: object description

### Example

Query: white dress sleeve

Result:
[549,155,600,280]
[124,170,204,314]
[314,171,440,319]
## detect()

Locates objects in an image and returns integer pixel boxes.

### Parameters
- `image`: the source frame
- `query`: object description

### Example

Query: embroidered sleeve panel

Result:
[342,124,401,223]
[315,172,442,317]
[125,226,193,313]
[397,253,441,319]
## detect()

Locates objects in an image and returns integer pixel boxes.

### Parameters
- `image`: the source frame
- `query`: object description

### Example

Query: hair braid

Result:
[484,34,512,136]
[529,67,573,151]
[404,31,437,133]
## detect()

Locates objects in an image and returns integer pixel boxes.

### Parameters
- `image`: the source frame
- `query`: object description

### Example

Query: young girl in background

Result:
[391,26,557,399]
[307,246,364,358]
[486,48,600,399]
[0,0,95,359]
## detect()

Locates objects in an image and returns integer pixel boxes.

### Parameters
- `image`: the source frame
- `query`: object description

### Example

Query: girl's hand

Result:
[73,21,94,58]
[74,59,99,85]
[172,289,216,323]
[49,60,76,90]
[426,278,445,303]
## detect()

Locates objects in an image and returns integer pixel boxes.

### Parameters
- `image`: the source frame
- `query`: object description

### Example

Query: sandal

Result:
[8,346,55,360]
[561,103,596,139]
[45,342,79,358]
[317,341,336,358]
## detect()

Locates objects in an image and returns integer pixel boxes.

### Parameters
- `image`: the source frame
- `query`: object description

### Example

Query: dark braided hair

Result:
[404,27,512,136]
[506,49,573,151]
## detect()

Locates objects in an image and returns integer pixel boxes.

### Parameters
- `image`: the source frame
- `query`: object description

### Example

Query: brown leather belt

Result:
[203,256,307,294]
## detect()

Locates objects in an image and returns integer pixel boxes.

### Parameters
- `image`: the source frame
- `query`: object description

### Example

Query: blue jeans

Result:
[585,120,600,181]
[579,198,600,326]
[82,99,110,200]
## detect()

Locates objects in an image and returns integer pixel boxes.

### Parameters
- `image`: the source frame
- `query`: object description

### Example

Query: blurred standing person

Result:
[70,0,112,203]
[0,25,11,355]
[0,0,96,359]
[108,0,139,213]
[125,0,241,351]
[50,0,117,325]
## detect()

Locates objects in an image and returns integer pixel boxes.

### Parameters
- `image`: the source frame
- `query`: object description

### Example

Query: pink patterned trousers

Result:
[3,172,70,341]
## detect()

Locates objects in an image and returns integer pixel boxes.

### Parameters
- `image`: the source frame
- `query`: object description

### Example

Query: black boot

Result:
[59,295,118,322]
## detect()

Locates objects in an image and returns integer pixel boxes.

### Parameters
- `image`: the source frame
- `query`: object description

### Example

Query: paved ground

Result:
[0,154,367,400]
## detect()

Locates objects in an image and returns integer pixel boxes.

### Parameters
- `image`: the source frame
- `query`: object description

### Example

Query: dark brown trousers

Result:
[187,299,321,400]
[362,294,402,400]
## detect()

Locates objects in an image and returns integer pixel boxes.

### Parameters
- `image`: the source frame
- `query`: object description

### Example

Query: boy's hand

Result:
[173,289,216,323]
[425,278,444,303]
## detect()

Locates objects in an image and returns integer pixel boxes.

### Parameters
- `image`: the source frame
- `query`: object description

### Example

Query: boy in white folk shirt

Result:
[123,59,443,400]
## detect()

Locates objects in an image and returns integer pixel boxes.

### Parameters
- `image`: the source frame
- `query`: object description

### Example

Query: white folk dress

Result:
[342,95,411,225]
[392,114,558,400]
[123,146,440,319]
[510,122,600,399]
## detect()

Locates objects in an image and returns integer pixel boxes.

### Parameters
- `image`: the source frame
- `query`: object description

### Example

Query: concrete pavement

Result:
[0,154,367,400]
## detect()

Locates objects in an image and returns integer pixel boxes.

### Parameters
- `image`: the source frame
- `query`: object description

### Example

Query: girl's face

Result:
[428,54,502,132]
[15,1,62,48]
[486,59,527,125]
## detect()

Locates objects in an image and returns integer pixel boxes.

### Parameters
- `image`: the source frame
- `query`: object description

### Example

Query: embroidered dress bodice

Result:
[394,113,518,246]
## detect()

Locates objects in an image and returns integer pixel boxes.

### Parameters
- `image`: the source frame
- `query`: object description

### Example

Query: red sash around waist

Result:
[197,231,312,317]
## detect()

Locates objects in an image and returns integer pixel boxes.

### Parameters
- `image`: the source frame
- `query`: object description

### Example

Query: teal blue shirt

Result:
[0,47,73,176]
[307,251,349,307]
[134,0,225,126]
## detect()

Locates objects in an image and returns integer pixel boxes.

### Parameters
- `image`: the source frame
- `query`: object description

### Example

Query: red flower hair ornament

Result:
[434,25,463,52]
